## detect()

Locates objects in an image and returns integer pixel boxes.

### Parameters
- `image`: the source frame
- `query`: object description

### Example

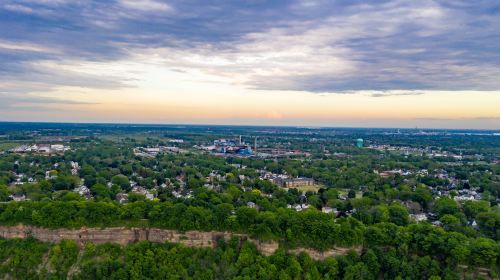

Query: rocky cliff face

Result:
[0,225,355,260]
[0,225,280,256]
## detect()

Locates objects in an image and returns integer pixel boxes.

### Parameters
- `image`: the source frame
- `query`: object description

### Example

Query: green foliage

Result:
[49,240,79,279]
[388,203,409,226]
[0,185,8,201]
[0,238,49,279]
[433,198,460,218]
[0,125,499,278]
[90,183,112,201]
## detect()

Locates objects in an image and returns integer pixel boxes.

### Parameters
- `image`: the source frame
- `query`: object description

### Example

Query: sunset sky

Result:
[1,0,499,129]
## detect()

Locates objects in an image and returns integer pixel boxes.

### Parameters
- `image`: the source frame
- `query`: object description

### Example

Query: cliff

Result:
[0,225,358,260]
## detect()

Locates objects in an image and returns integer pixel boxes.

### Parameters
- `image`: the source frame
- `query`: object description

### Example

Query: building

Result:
[265,174,314,188]
[131,186,155,200]
[321,207,338,215]
[50,144,66,152]
[247,202,257,209]
[282,177,314,188]
[116,193,129,204]
[211,138,253,156]
[410,214,428,222]
[9,194,27,202]
[10,144,69,154]
[73,185,92,200]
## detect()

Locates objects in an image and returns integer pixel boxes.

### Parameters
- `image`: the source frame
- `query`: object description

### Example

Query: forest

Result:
[0,236,496,280]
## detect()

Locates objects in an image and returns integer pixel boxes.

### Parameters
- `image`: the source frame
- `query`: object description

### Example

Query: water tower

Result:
[356,138,364,148]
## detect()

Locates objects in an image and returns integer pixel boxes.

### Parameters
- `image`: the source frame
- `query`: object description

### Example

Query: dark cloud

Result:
[0,93,97,111]
[1,0,500,93]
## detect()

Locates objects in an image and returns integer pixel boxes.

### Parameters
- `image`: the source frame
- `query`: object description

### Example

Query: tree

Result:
[469,238,497,267]
[463,200,489,221]
[59,192,84,201]
[343,263,374,280]
[348,190,356,199]
[440,214,462,232]
[91,184,112,201]
[362,249,380,278]
[322,257,338,279]
[128,193,146,202]
[389,204,409,226]
[412,186,432,209]
[433,198,459,218]
[476,212,500,240]
[0,186,9,201]
[111,175,130,191]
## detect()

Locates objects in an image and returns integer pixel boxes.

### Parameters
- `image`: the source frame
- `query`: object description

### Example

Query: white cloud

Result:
[0,40,59,53]
[111,0,455,92]
[3,4,33,14]
[119,0,172,12]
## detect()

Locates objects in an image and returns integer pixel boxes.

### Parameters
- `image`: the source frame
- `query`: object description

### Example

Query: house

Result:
[410,214,428,222]
[321,207,338,215]
[403,201,424,214]
[131,186,154,200]
[247,202,257,209]
[45,170,58,180]
[172,190,183,199]
[70,161,80,175]
[291,204,310,211]
[431,221,443,227]
[9,194,27,202]
[116,193,129,204]
[73,185,92,199]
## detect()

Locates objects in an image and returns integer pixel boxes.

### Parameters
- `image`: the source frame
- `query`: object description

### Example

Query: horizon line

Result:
[0,120,499,132]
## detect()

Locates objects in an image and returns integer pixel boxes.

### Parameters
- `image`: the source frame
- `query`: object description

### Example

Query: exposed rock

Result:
[0,225,349,260]
[288,246,363,260]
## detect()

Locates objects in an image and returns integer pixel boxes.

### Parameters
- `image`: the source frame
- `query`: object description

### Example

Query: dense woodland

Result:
[0,124,499,279]
[0,237,496,280]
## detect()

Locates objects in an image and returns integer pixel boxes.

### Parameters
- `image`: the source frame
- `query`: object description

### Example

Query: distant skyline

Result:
[1,0,499,129]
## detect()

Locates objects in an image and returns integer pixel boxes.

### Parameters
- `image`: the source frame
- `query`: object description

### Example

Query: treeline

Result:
[0,200,363,249]
[0,201,498,273]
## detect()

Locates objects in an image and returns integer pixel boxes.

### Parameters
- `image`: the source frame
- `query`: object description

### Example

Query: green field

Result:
[0,142,17,151]
[100,134,163,142]
[286,184,323,193]
[338,189,363,198]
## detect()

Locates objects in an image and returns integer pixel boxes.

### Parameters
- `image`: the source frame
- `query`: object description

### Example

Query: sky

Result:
[0,0,499,129]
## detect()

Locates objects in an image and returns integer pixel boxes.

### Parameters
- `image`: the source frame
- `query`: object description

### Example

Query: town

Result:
[0,123,498,280]
[1,125,497,231]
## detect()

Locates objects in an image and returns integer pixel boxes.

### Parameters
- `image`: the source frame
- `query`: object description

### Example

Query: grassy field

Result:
[0,142,18,151]
[100,134,163,142]
[288,184,323,193]
[338,189,363,198]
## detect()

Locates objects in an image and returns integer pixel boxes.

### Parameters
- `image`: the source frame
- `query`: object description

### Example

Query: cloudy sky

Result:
[1,0,499,129]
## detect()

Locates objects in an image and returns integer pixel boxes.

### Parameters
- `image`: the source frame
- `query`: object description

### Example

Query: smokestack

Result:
[239,135,242,145]
[254,136,257,153]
